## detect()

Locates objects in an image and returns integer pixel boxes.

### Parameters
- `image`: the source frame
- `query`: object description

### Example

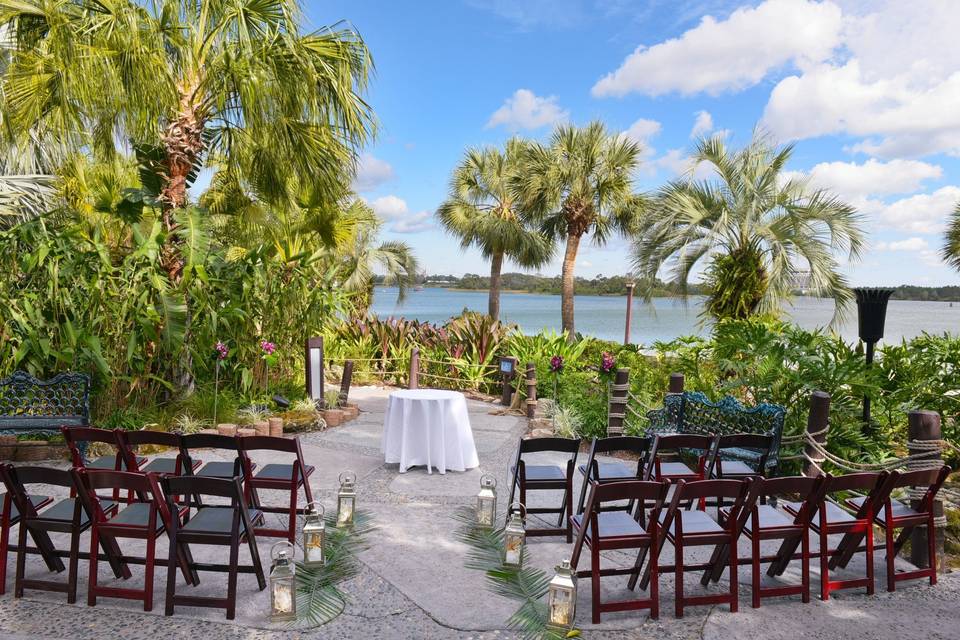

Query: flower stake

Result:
[213,341,228,424]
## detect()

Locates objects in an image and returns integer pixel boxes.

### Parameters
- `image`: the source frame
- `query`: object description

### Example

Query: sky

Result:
[309,0,960,286]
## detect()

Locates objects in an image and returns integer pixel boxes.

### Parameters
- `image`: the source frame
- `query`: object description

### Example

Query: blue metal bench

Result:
[0,371,91,443]
[645,391,786,473]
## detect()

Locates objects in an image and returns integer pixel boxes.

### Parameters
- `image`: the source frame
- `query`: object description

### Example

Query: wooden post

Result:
[802,391,831,478]
[908,410,945,572]
[500,356,518,406]
[624,282,635,345]
[668,373,685,394]
[408,348,420,390]
[606,368,630,436]
[525,362,537,419]
[338,360,354,407]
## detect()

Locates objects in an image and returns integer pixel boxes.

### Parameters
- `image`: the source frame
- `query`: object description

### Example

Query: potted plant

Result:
[322,390,345,427]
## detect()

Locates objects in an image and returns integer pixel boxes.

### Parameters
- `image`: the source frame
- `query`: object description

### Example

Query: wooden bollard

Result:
[525,362,537,419]
[339,360,355,406]
[269,417,284,437]
[408,347,420,390]
[802,391,831,478]
[606,368,630,436]
[216,423,237,437]
[668,372,685,393]
[908,410,945,572]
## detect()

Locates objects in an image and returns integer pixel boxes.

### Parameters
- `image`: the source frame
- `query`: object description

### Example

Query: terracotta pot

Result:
[269,417,284,437]
[15,440,60,462]
[254,421,270,436]
[323,409,344,428]
[199,428,219,435]
[217,423,237,437]
[345,404,360,419]
[237,428,256,437]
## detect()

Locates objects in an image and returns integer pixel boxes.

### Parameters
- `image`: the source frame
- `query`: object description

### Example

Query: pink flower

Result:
[214,341,229,361]
[260,340,276,355]
[549,355,564,373]
[600,351,615,373]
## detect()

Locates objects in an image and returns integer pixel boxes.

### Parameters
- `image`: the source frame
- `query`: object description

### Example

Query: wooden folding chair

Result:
[707,475,826,607]
[647,478,756,617]
[162,474,267,620]
[506,437,580,541]
[62,426,145,471]
[237,435,315,543]
[570,479,670,623]
[843,465,950,592]
[73,469,195,611]
[783,471,893,601]
[645,434,715,483]
[180,433,256,509]
[119,429,203,477]
[0,464,128,603]
[575,436,650,515]
[1,491,53,595]
[705,433,774,480]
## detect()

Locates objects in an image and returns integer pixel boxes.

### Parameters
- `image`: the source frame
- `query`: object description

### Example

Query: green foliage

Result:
[942,201,960,272]
[704,242,768,320]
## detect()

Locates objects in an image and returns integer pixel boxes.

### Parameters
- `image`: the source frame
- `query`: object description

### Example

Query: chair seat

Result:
[87,455,147,470]
[657,461,698,478]
[784,500,856,525]
[39,498,115,527]
[196,461,243,478]
[181,506,263,535]
[141,457,179,474]
[513,465,566,482]
[572,511,645,540]
[846,496,923,525]
[713,460,756,477]
[722,504,794,533]
[660,508,723,535]
[254,463,316,481]
[577,461,636,481]
[3,494,51,523]
[108,502,164,532]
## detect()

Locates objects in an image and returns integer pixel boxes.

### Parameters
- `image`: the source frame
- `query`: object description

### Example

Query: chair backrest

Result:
[651,433,715,454]
[661,478,756,540]
[889,465,950,511]
[0,464,78,523]
[751,475,826,528]
[517,436,581,455]
[822,471,892,520]
[707,433,774,476]
[61,426,122,466]
[237,435,298,454]
[181,433,240,452]
[73,469,168,529]
[123,429,181,449]
[164,474,245,501]
[579,479,670,544]
[584,436,649,482]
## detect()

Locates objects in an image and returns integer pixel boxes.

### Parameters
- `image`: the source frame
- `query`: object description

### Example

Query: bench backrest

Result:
[0,370,91,433]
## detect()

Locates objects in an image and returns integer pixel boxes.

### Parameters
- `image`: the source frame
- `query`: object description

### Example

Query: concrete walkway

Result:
[1,386,957,639]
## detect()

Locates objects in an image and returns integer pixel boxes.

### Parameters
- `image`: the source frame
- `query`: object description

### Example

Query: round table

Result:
[382,389,480,474]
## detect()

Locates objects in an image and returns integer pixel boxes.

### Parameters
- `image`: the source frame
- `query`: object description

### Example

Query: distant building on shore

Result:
[789,270,812,294]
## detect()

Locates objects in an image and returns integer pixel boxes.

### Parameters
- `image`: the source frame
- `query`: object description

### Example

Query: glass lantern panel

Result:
[477,497,495,526]
[504,533,522,565]
[273,580,296,616]
[549,589,573,626]
[338,497,355,525]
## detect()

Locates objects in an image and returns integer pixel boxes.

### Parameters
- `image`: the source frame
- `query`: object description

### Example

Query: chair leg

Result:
[751,534,761,609]
[728,534,738,613]
[650,535,660,620]
[0,495,9,596]
[801,529,810,604]
[144,533,156,612]
[247,533,267,591]
[287,481,299,544]
[590,542,601,624]
[565,477,573,543]
[226,538,240,620]
[14,520,26,598]
[865,521,874,596]
[928,513,938,586]
[165,535,179,616]
[67,528,80,604]
[88,525,99,607]
[575,474,589,516]
[886,523,896,592]
[675,538,684,618]
[819,529,830,601]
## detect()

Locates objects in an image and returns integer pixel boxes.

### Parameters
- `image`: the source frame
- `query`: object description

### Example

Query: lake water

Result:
[370,286,959,346]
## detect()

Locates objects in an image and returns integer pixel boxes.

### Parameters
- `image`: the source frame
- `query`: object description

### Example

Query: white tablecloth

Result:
[382,389,480,474]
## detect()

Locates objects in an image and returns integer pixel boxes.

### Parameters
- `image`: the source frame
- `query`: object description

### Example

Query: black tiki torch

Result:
[853,287,895,428]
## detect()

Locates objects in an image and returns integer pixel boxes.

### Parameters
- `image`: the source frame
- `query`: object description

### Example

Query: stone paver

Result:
[1,384,957,639]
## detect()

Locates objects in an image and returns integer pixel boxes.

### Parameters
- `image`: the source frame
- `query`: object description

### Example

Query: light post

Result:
[853,287,894,429]
[624,282,635,345]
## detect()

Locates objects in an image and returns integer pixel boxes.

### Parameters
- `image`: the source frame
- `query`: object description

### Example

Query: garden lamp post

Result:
[853,287,895,427]
[305,337,324,410]
[624,281,635,345]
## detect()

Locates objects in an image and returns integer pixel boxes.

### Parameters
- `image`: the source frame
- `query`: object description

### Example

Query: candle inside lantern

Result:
[273,582,294,614]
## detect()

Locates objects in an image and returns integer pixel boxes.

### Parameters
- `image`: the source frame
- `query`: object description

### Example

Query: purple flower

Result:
[600,351,615,373]
[214,341,229,361]
[260,340,276,355]
[549,355,564,373]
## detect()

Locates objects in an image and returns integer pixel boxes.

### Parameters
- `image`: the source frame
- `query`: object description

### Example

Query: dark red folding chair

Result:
[575,436,651,516]
[62,426,145,472]
[646,478,756,617]
[237,435,315,543]
[570,479,670,623]
[119,429,203,477]
[0,491,52,595]
[707,475,826,607]
[782,471,893,600]
[705,433,774,480]
[0,464,129,603]
[843,465,950,592]
[506,437,580,541]
[645,434,715,483]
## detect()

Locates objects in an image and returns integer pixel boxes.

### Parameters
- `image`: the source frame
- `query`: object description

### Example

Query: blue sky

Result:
[311,0,960,286]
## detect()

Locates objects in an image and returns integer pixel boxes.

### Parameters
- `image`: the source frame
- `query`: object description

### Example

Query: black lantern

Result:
[853,287,895,427]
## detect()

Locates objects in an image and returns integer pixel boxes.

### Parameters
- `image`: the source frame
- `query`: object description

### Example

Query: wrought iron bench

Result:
[0,371,91,445]
[645,391,786,473]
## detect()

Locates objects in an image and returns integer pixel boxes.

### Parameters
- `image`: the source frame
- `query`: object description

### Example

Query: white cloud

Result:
[793,158,942,202]
[875,237,929,252]
[369,195,408,220]
[353,153,395,192]
[762,1,960,157]
[623,118,661,143]
[392,211,433,234]
[591,0,843,97]
[873,186,960,234]
[486,89,569,130]
[690,110,714,138]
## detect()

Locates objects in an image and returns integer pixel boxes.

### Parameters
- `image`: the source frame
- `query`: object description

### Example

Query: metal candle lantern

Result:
[302,502,326,567]
[503,502,526,567]
[547,559,577,629]
[337,471,357,527]
[269,541,297,622]
[853,287,895,426]
[476,474,497,527]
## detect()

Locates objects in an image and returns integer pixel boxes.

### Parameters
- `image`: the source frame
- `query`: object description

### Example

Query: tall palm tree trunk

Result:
[488,250,504,320]
[560,234,580,339]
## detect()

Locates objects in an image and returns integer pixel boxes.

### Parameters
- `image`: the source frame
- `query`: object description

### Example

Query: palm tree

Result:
[437,139,552,320]
[632,133,865,321]
[0,0,374,284]
[942,202,960,272]
[513,121,645,336]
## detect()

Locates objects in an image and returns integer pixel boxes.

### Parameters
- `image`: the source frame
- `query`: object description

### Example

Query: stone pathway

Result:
[1,386,957,639]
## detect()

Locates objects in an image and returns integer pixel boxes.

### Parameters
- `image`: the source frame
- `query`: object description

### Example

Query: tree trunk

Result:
[560,234,581,340]
[488,251,504,320]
